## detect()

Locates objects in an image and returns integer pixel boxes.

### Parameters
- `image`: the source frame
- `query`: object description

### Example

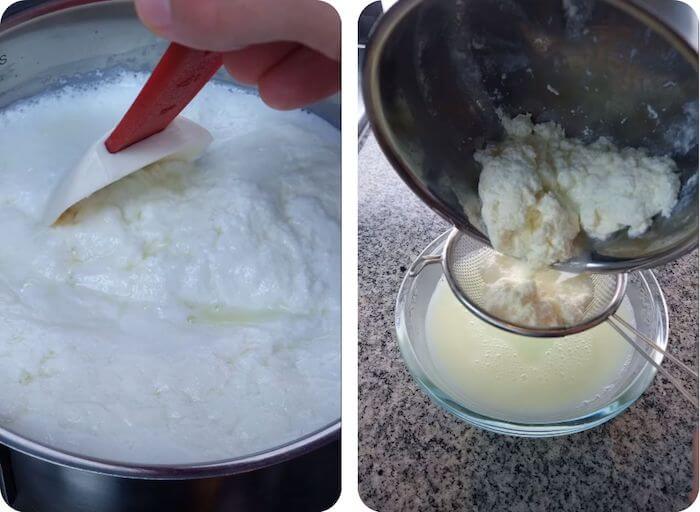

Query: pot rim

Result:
[0,0,341,480]
[0,420,340,480]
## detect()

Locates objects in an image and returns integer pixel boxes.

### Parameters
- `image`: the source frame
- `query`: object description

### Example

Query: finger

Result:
[258,46,339,110]
[134,0,340,61]
[222,42,300,85]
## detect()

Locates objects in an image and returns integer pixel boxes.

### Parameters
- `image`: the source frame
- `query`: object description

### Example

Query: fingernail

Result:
[135,0,172,34]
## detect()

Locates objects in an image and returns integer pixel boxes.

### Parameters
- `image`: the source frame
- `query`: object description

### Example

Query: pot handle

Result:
[0,445,16,507]
[2,0,52,22]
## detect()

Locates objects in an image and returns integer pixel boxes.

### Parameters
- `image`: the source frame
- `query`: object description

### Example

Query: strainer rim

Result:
[441,228,630,338]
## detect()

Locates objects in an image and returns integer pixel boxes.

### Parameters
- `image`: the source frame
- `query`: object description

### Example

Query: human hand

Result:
[134,0,340,110]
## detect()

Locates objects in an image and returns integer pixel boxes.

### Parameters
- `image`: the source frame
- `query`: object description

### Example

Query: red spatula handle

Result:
[105,43,223,153]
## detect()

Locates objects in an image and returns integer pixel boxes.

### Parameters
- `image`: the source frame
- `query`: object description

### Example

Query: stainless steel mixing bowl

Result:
[0,1,340,511]
[363,0,698,272]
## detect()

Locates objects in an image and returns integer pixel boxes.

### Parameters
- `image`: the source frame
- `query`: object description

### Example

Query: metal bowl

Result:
[0,1,340,510]
[364,0,698,272]
[396,230,669,436]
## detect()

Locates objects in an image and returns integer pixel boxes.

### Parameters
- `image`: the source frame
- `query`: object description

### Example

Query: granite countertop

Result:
[358,132,699,512]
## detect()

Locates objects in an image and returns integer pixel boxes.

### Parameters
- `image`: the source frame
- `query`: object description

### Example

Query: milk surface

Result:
[0,71,340,464]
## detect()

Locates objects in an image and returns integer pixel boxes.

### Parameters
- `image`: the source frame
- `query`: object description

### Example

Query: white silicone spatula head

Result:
[44,43,222,226]
[43,117,212,225]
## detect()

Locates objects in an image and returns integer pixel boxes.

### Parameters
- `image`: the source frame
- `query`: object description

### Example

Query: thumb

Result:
[134,0,340,61]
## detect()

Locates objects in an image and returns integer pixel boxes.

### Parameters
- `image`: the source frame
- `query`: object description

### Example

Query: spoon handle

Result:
[105,43,222,153]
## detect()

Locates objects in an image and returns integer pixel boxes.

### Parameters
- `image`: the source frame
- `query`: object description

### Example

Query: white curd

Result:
[475,112,680,266]
[0,71,340,464]
[480,252,595,328]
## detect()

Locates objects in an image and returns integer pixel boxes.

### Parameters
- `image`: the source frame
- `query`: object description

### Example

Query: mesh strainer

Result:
[410,228,698,407]
[441,230,628,338]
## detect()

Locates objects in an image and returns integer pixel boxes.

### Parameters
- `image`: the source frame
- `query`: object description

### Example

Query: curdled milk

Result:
[426,277,635,423]
[479,251,595,328]
[475,112,680,266]
[0,71,340,464]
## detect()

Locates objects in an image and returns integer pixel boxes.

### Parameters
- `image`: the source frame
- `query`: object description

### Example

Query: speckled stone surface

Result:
[358,132,699,512]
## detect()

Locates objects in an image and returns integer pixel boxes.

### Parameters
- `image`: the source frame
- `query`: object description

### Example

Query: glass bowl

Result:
[395,230,669,437]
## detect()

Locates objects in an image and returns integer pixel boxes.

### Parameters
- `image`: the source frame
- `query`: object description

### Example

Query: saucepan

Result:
[363,0,698,273]
[0,1,341,511]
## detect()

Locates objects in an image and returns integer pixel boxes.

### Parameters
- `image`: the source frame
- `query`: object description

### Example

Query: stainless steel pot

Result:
[0,1,341,511]
[363,0,698,273]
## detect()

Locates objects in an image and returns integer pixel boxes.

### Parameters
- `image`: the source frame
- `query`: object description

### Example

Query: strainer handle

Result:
[608,314,698,408]
[408,255,441,277]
